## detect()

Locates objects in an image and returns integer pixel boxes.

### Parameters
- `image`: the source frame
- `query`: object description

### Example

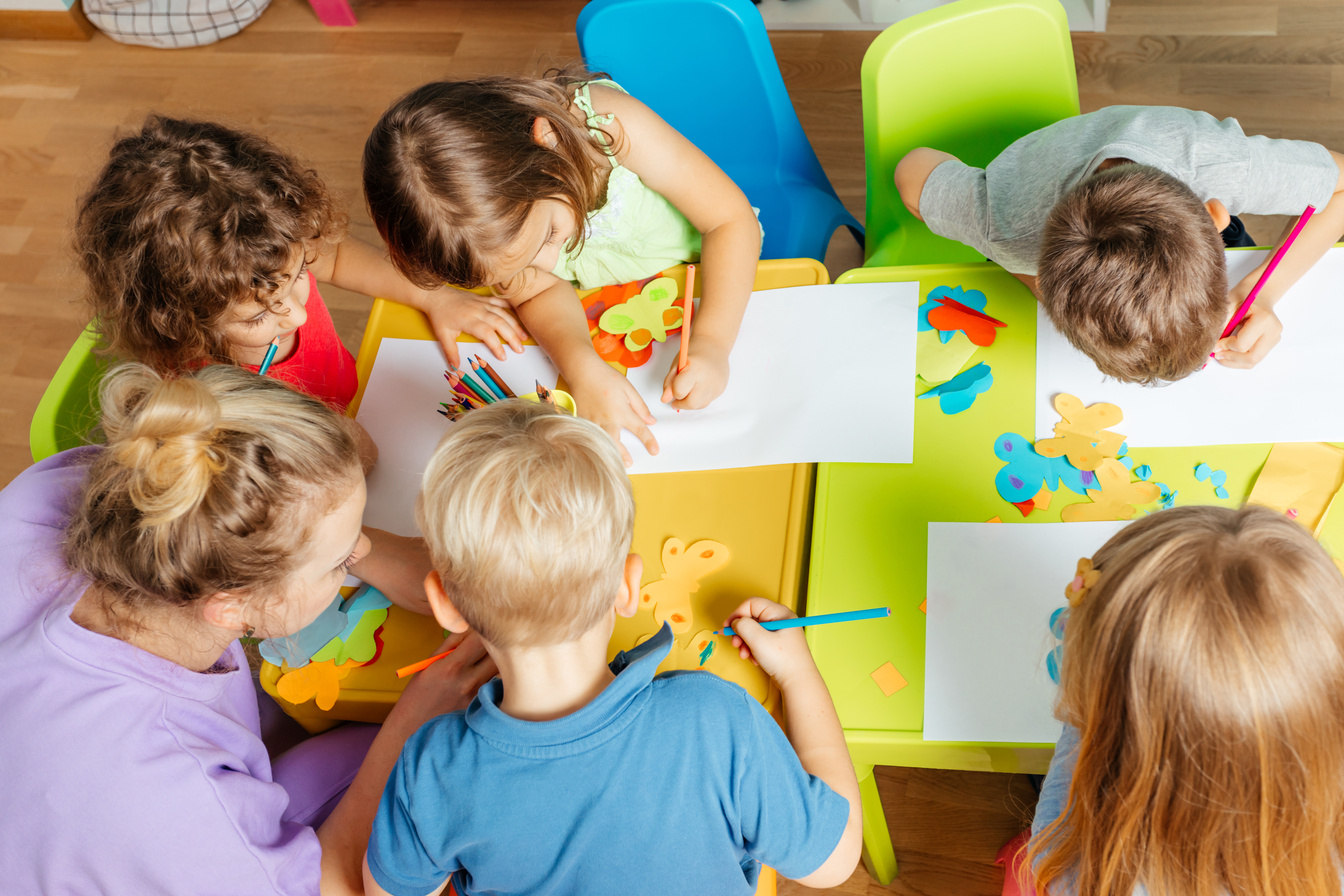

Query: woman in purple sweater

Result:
[0,363,495,895]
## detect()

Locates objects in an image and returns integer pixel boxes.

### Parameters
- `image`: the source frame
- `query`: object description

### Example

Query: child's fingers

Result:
[438,334,462,369]
[479,332,508,361]
[624,416,660,457]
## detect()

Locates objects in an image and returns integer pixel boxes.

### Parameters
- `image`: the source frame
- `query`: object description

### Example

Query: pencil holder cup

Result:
[522,389,577,416]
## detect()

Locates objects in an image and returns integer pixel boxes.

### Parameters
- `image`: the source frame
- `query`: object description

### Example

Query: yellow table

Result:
[263,259,827,730]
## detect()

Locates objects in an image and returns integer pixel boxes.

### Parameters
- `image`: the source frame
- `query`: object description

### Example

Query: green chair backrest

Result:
[30,322,108,462]
[862,0,1080,268]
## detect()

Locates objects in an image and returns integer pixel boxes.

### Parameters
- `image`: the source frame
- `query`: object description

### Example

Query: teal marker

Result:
[715,606,890,638]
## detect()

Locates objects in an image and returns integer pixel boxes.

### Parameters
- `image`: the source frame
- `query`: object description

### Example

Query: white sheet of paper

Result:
[355,338,559,536]
[923,521,1128,744]
[620,281,919,473]
[1035,247,1344,446]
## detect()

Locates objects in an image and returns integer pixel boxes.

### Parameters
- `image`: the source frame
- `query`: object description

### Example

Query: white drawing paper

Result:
[1036,247,1344,446]
[923,520,1128,744]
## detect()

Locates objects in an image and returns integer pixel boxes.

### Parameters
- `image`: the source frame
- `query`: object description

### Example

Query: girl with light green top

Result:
[363,71,763,465]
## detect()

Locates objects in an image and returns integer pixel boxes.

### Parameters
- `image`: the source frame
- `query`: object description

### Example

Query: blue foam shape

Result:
[259,594,347,668]
[1119,456,1134,470]
[1194,462,1212,481]
[918,362,992,414]
[1116,441,1129,458]
[918,285,989,344]
[1135,464,1152,480]
[1215,485,1229,500]
[333,583,393,643]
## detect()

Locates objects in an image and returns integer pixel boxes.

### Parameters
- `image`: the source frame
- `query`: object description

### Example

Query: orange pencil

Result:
[678,264,695,373]
[395,646,458,679]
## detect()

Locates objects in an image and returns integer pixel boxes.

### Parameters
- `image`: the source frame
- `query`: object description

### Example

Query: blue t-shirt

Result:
[368,625,848,896]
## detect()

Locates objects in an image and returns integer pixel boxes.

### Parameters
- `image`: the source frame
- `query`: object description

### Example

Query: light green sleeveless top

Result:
[551,80,702,289]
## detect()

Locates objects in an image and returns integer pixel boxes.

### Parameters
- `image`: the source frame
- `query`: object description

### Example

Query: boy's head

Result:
[74,114,347,370]
[1037,164,1229,385]
[417,399,636,648]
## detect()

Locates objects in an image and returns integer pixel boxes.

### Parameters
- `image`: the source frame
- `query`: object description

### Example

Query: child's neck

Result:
[491,622,617,722]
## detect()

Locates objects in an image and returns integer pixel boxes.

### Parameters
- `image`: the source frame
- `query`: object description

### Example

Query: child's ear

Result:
[200,592,249,635]
[424,570,470,634]
[1204,199,1231,233]
[531,116,559,149]
[615,553,643,618]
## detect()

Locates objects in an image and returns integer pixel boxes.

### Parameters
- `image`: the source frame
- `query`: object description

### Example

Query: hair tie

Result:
[1065,557,1102,607]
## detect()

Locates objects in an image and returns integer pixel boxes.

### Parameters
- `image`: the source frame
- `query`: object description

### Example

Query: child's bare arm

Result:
[724,597,863,888]
[309,235,525,368]
[510,270,659,464]
[346,528,433,615]
[1217,149,1344,368]
[894,148,961,220]
[590,85,760,410]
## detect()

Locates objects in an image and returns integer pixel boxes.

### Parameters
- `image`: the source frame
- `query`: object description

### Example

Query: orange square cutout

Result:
[871,661,908,697]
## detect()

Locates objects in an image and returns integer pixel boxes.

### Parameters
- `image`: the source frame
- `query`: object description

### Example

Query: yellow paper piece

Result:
[1246,442,1344,531]
[638,537,730,634]
[871,662,908,697]
[275,659,355,711]
[986,516,1002,523]
[1035,394,1126,472]
[1031,486,1052,512]
[1060,458,1160,522]
[918,598,927,614]
[915,329,978,386]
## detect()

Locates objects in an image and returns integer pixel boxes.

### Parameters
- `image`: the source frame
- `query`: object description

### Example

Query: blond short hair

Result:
[1031,505,1344,896]
[417,399,635,647]
[1038,164,1228,385]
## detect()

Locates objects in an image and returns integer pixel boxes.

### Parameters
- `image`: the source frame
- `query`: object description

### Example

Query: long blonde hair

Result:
[64,364,362,615]
[1031,504,1344,896]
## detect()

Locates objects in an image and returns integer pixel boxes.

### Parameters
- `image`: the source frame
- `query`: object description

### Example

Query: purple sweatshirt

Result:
[0,449,322,894]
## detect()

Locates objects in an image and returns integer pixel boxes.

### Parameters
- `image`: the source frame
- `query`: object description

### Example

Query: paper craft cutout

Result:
[309,588,390,666]
[275,659,354,712]
[259,595,346,668]
[582,273,684,368]
[1012,499,1035,517]
[1032,487,1052,512]
[1246,442,1344,530]
[870,661,908,697]
[915,328,978,385]
[1155,482,1178,510]
[926,298,1007,347]
[919,598,928,613]
[598,276,683,353]
[1134,464,1152,480]
[986,517,1002,523]
[1194,463,1230,500]
[638,537,730,634]
[918,362,992,415]
[1035,394,1126,472]
[994,433,1097,505]
[1060,458,1161,522]
[919,285,988,343]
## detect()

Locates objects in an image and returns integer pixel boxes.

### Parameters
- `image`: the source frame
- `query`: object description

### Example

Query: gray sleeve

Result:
[1238,136,1338,215]
[920,159,994,258]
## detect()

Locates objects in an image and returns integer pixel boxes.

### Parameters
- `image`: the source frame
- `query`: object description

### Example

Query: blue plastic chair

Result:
[577,0,863,262]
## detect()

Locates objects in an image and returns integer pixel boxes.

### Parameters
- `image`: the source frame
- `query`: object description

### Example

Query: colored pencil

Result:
[678,264,695,374]
[535,381,554,404]
[450,369,491,405]
[395,646,458,679]
[458,366,498,404]
[476,356,516,398]
[715,606,890,637]
[470,357,508,400]
[257,337,281,376]
[1219,205,1316,343]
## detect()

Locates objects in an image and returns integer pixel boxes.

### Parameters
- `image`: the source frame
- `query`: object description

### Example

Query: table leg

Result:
[857,764,898,884]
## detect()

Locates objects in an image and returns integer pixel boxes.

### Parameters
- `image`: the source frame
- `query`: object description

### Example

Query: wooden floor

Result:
[3,0,1342,891]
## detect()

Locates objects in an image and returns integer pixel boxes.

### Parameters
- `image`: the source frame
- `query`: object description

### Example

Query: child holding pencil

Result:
[362,71,763,464]
[894,107,1344,383]
[363,400,861,895]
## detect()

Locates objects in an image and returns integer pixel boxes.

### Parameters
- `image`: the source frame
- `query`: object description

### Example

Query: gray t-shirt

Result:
[920,106,1339,275]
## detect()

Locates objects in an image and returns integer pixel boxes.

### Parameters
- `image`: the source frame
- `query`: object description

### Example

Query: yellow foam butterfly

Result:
[638,537,730,634]
[597,277,683,353]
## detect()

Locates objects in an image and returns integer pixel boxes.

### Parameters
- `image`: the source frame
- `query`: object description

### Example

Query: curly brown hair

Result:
[1037,164,1228,385]
[74,115,347,369]
[362,70,612,292]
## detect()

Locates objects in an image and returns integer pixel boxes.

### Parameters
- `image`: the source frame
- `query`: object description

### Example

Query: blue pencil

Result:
[455,365,498,403]
[715,606,890,637]
[257,337,281,376]
[471,357,508,400]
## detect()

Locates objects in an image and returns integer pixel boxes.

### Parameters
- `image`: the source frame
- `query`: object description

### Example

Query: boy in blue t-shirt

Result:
[362,400,860,896]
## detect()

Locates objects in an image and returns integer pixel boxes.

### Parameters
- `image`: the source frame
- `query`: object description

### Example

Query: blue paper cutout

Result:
[918,285,989,344]
[1135,464,1152,480]
[1155,482,1178,510]
[918,362,992,414]
[259,595,346,668]
[1119,456,1134,470]
[1194,463,1229,499]
[1116,442,1129,458]
[1214,485,1229,500]
[994,433,1096,504]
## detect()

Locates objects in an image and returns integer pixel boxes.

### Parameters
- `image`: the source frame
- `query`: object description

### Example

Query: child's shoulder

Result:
[649,669,765,723]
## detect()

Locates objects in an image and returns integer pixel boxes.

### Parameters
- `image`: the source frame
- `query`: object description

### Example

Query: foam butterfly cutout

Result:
[926,297,1007,347]
[918,285,989,344]
[994,432,1095,504]
[1060,458,1161,522]
[638,537,730,634]
[276,659,356,712]
[1034,394,1126,472]
[918,362,993,414]
[598,276,683,353]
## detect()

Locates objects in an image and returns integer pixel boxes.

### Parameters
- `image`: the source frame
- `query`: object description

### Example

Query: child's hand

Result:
[1214,302,1283,368]
[419,285,526,368]
[569,360,659,466]
[724,597,821,690]
[347,528,433,615]
[661,339,730,410]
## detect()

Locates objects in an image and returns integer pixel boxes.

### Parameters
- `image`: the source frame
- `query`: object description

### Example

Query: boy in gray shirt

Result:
[895,106,1344,383]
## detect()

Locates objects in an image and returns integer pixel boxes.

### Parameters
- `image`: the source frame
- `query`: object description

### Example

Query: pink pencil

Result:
[1218,205,1315,348]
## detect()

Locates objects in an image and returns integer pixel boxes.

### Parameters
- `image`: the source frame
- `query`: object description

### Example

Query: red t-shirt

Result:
[245,274,358,411]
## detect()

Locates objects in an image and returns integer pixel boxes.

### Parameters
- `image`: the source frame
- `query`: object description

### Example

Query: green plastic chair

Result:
[29,323,108,462]
[862,0,1080,268]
